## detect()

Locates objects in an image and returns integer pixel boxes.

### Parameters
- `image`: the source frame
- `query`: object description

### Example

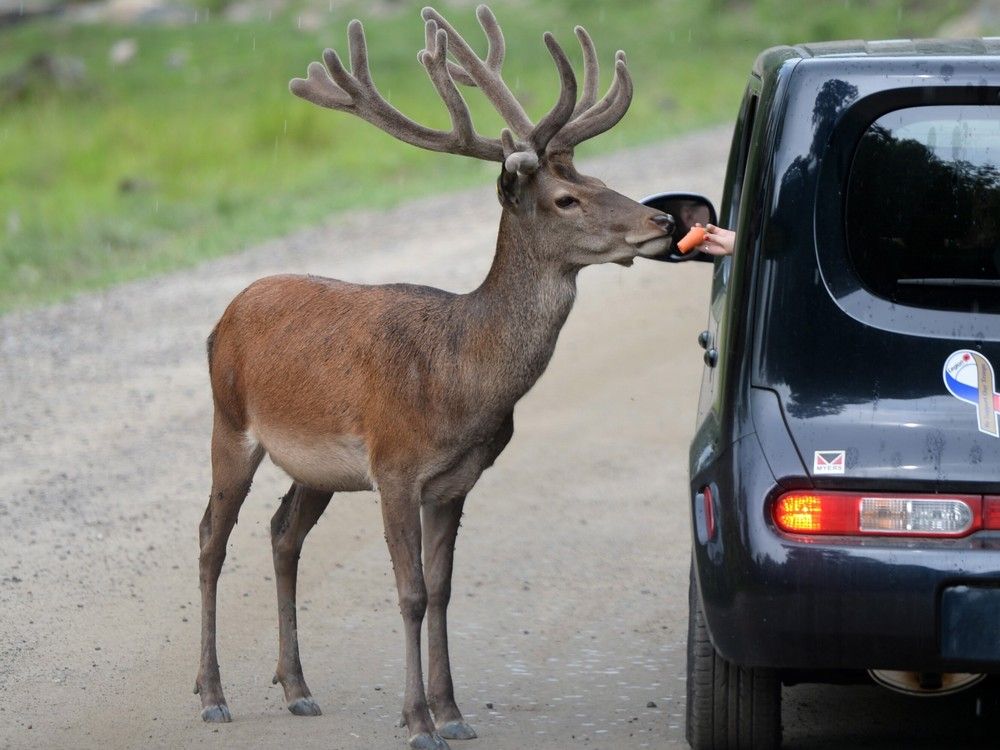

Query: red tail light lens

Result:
[985,497,1000,530]
[774,491,983,537]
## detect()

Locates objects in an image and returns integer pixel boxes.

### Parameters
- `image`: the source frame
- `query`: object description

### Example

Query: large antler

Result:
[420,5,533,141]
[424,6,632,155]
[290,18,505,161]
[290,5,625,167]
[547,27,634,153]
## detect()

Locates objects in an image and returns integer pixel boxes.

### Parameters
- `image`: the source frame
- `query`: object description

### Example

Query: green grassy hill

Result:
[0,0,983,310]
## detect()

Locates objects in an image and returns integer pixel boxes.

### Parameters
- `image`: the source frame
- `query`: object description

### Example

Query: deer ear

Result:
[496,149,539,211]
[497,167,522,211]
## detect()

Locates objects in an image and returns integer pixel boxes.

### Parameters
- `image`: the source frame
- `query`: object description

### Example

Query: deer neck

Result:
[463,212,578,402]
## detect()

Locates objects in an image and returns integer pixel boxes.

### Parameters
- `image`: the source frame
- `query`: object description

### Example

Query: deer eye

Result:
[555,195,579,209]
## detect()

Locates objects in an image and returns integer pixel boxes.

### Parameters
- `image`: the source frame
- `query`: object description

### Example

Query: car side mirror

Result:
[640,192,718,263]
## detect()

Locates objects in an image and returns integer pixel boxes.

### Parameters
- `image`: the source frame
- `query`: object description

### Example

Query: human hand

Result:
[695,224,735,256]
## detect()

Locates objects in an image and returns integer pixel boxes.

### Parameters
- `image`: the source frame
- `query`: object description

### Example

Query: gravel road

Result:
[3,128,990,750]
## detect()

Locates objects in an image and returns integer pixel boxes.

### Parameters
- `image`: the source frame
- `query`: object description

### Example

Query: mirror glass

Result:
[640,192,718,263]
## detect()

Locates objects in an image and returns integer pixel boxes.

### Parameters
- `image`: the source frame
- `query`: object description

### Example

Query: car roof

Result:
[754,37,1000,77]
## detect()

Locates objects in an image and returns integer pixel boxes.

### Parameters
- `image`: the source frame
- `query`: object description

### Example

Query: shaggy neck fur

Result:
[463,210,578,405]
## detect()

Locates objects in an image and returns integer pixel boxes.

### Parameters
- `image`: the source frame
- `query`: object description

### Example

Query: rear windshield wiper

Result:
[897,278,1000,288]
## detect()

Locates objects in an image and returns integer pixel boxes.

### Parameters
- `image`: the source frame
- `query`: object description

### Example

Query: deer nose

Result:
[651,213,675,234]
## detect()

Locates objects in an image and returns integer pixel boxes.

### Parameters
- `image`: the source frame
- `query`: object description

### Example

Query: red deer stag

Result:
[195,5,674,748]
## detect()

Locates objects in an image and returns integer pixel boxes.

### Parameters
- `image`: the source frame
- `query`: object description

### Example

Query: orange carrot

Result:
[676,226,706,254]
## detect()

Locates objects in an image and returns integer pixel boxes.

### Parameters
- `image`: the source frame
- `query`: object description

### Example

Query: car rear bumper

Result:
[697,535,1000,673]
[692,434,1000,674]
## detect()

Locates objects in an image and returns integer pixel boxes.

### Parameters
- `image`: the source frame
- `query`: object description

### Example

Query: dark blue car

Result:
[645,38,1000,748]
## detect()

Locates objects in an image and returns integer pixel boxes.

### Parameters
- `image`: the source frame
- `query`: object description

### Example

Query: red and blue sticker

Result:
[943,349,1000,437]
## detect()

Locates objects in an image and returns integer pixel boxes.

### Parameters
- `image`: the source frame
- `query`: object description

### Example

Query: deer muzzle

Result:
[626,212,674,257]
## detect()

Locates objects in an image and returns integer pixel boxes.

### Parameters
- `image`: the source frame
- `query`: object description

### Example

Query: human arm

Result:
[696,223,735,256]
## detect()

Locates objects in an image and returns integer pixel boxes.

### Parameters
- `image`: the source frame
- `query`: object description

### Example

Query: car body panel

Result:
[681,40,1000,677]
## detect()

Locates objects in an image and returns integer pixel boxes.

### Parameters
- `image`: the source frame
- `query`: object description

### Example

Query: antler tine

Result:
[442,4,504,88]
[549,51,633,152]
[571,25,599,118]
[290,59,353,110]
[347,17,375,87]
[572,51,629,123]
[420,23,475,143]
[421,5,534,139]
[290,18,504,162]
[527,32,578,153]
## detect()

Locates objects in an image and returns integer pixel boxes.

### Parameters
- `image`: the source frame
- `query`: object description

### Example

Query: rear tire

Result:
[686,563,781,749]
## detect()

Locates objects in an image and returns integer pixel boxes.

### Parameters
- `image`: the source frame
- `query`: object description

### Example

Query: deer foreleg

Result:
[422,497,476,740]
[270,482,333,717]
[380,479,449,750]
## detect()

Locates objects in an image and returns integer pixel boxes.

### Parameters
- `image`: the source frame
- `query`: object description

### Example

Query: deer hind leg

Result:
[422,496,476,741]
[270,482,333,717]
[196,415,263,723]
[379,478,450,750]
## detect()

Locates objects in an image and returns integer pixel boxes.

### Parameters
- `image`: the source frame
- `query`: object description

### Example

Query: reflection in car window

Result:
[846,105,1000,314]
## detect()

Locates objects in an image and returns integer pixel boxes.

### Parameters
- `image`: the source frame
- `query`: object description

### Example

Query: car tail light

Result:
[984,497,1000,530]
[858,497,972,535]
[773,493,857,534]
[773,491,984,537]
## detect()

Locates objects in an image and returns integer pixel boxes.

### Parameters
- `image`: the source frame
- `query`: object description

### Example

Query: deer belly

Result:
[252,425,374,492]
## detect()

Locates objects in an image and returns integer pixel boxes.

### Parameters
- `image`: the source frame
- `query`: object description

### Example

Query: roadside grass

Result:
[0,0,979,311]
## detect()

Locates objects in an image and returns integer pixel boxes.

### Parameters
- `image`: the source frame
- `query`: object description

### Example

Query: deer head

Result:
[290,5,675,270]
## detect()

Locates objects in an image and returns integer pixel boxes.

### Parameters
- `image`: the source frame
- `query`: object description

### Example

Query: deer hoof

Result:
[287,697,322,716]
[200,703,232,723]
[436,720,477,740]
[408,731,450,750]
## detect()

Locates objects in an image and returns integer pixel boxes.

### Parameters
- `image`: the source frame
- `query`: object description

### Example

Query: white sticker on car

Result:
[813,450,845,475]
[943,349,1000,437]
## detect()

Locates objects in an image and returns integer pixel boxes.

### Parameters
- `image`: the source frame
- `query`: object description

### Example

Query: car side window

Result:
[697,86,759,426]
[846,105,1000,314]
[711,88,758,320]
[724,89,759,229]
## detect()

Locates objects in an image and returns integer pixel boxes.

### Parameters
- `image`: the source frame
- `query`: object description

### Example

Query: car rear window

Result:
[845,105,1000,314]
